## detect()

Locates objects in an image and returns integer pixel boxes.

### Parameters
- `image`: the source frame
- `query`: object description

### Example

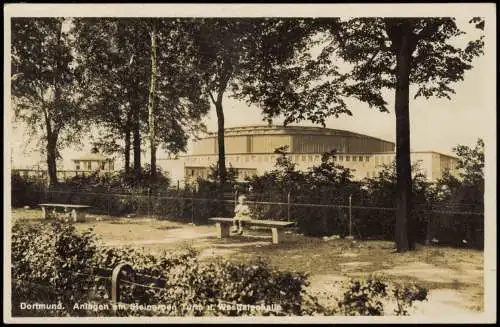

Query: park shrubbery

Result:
[11,173,45,208]
[247,148,358,237]
[59,164,172,194]
[11,220,427,317]
[11,141,484,248]
[12,164,234,222]
[245,142,484,248]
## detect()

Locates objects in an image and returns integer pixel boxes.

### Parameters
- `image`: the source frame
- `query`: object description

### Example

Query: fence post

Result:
[111,263,134,304]
[347,194,354,239]
[191,187,195,225]
[234,188,239,208]
[287,190,291,221]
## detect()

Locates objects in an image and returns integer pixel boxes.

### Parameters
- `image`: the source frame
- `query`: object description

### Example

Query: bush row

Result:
[11,173,45,207]
[11,140,484,249]
[243,148,484,249]
[34,190,234,224]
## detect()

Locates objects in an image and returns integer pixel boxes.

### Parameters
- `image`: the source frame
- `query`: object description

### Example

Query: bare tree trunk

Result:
[46,19,64,187]
[148,23,158,178]
[124,129,131,173]
[393,25,413,253]
[133,103,141,177]
[46,133,58,187]
[215,98,227,184]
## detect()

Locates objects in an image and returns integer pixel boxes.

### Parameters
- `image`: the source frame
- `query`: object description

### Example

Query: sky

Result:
[6,8,495,171]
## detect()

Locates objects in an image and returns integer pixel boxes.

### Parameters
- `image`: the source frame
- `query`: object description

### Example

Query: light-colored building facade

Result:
[72,153,115,172]
[158,125,459,185]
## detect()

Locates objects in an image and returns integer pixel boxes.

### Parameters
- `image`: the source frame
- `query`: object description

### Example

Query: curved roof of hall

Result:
[71,153,111,161]
[206,124,394,145]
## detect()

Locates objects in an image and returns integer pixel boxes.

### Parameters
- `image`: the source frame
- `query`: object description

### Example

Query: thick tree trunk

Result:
[215,99,227,185]
[46,134,58,187]
[133,103,141,177]
[393,27,413,253]
[46,19,64,188]
[124,129,131,173]
[124,107,133,173]
[148,24,158,178]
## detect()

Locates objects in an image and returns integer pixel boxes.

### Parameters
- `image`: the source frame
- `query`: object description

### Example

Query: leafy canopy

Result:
[11,18,88,151]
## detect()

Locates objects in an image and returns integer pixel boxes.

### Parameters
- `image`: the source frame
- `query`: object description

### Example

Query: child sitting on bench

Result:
[233,195,251,235]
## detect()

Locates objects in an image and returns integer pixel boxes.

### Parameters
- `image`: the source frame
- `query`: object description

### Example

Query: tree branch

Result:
[365,49,381,69]
[383,19,399,52]
[415,20,442,41]
[409,20,444,53]
[208,90,217,105]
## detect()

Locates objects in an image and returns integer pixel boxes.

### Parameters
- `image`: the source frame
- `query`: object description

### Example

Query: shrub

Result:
[11,220,98,316]
[337,279,389,315]
[11,173,44,207]
[310,278,428,316]
[246,149,358,237]
[11,221,310,317]
[62,165,171,195]
[12,220,428,317]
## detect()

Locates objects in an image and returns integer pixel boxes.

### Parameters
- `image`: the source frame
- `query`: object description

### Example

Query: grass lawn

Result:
[10,208,484,315]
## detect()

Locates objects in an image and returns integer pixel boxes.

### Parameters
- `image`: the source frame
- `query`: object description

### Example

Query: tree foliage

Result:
[453,138,485,189]
[73,18,150,172]
[434,138,484,210]
[181,18,328,184]
[243,17,485,252]
[73,18,211,174]
[235,18,350,126]
[11,18,88,185]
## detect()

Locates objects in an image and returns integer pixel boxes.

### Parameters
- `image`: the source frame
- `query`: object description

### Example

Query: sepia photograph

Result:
[3,3,496,324]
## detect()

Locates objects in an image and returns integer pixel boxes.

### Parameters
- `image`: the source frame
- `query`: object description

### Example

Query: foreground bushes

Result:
[11,220,312,317]
[11,220,427,317]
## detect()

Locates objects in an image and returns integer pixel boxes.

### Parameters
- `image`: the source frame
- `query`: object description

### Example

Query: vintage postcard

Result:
[3,3,496,324]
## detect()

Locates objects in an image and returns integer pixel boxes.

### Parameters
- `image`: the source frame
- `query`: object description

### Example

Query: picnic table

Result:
[208,217,295,244]
[38,203,91,222]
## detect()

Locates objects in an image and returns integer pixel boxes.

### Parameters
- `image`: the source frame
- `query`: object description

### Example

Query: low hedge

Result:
[11,220,428,317]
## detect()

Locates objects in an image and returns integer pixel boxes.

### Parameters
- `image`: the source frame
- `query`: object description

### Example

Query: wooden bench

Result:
[208,217,295,244]
[38,203,91,222]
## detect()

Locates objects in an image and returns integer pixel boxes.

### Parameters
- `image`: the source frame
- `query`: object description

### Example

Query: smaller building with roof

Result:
[72,150,114,173]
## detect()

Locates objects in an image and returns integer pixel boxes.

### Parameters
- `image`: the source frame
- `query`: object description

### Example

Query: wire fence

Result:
[12,261,242,316]
[14,263,172,297]
[14,187,484,248]
[26,189,484,217]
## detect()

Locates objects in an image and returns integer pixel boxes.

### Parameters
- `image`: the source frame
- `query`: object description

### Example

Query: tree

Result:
[437,138,485,209]
[147,21,158,178]
[151,19,212,176]
[146,19,212,179]
[73,18,210,177]
[183,18,328,185]
[333,18,484,251]
[73,18,150,175]
[453,138,484,190]
[11,18,87,186]
[246,17,485,252]
[307,150,354,189]
[431,139,484,247]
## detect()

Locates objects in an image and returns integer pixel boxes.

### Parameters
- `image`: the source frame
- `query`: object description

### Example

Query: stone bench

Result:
[38,203,91,222]
[208,217,295,244]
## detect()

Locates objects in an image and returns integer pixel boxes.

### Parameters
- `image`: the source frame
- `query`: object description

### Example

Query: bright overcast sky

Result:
[6,4,496,170]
